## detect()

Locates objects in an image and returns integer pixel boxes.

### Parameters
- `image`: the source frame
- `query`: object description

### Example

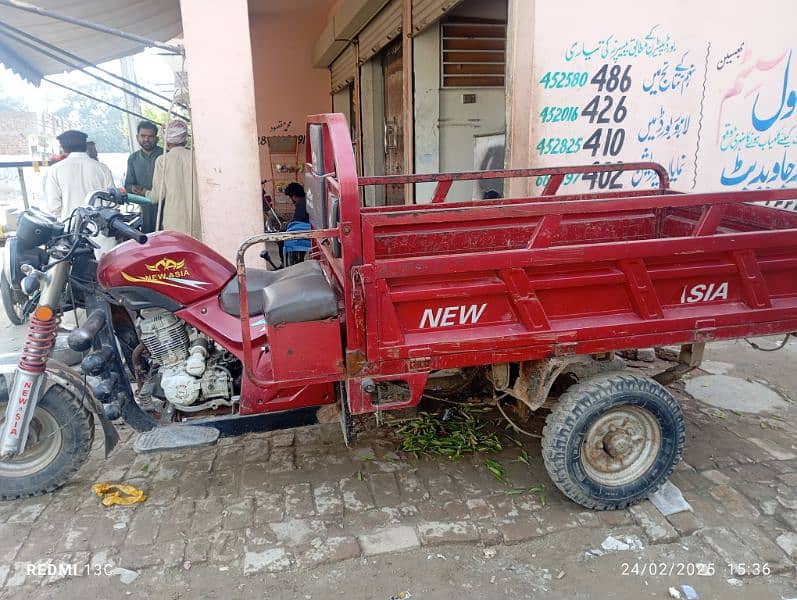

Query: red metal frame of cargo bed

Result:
[237,113,797,416]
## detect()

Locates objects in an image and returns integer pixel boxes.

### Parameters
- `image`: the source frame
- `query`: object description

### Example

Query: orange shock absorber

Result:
[17,312,60,373]
[0,312,60,458]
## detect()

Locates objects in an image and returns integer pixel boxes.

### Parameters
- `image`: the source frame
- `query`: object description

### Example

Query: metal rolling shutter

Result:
[330,44,357,93]
[411,0,463,35]
[357,0,401,64]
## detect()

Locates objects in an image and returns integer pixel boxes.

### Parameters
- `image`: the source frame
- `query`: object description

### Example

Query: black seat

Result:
[262,265,338,325]
[219,261,324,317]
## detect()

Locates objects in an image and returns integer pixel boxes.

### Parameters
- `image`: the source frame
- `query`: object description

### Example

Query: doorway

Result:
[382,38,404,205]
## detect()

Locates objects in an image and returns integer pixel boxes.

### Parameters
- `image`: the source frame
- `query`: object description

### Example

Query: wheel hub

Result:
[603,429,633,457]
[581,405,661,487]
[0,406,62,477]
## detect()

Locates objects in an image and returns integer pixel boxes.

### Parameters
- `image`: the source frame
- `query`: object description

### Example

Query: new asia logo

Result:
[121,256,209,290]
[680,282,729,304]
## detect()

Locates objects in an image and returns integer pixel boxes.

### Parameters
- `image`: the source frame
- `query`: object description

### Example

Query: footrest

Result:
[133,425,219,454]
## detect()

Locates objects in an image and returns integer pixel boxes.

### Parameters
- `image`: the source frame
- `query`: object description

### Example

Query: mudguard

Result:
[0,354,119,457]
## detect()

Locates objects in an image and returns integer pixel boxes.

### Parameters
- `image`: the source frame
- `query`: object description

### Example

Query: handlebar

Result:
[108,216,148,244]
[83,190,149,244]
[92,187,151,206]
[124,192,151,206]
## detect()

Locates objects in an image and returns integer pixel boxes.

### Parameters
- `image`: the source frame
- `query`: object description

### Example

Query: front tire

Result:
[541,372,684,510]
[0,271,25,325]
[0,385,94,500]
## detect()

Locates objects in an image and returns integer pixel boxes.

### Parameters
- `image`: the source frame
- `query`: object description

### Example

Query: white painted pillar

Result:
[180,0,262,261]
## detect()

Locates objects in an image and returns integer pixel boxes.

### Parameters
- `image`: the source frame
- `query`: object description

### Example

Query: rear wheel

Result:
[0,384,94,500]
[0,271,26,325]
[541,372,684,510]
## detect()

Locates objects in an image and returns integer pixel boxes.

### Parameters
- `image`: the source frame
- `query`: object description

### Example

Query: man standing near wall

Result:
[147,120,202,239]
[124,121,163,195]
[44,130,114,219]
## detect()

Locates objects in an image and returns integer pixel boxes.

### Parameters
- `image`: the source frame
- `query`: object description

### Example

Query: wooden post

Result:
[504,0,536,199]
[17,167,29,209]
[354,42,364,177]
[402,0,414,204]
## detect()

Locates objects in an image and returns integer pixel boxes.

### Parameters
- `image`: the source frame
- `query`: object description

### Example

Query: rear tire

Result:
[541,372,684,510]
[0,385,95,500]
[0,271,25,326]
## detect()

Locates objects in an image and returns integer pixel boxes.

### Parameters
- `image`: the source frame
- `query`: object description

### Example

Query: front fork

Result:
[0,261,69,458]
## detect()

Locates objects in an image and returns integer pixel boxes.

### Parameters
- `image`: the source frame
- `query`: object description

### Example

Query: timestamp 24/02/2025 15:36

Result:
[620,562,772,577]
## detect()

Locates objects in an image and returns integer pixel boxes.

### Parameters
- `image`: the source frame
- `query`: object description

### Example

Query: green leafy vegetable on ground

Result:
[484,458,507,484]
[506,485,545,501]
[395,407,503,459]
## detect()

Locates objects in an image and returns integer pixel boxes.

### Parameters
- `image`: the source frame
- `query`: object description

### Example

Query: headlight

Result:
[15,209,63,249]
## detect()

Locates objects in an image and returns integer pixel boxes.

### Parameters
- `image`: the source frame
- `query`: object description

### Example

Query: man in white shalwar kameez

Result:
[147,120,202,239]
[44,130,114,219]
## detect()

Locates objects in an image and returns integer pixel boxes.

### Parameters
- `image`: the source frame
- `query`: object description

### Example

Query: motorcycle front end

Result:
[0,199,135,500]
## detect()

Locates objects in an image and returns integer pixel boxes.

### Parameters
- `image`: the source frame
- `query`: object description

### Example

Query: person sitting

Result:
[283,182,310,223]
[260,182,311,268]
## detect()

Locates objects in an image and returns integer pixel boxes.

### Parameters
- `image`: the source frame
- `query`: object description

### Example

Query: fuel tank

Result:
[97,231,235,306]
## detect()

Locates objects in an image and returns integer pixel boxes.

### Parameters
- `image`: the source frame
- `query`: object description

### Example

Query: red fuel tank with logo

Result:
[96,231,235,306]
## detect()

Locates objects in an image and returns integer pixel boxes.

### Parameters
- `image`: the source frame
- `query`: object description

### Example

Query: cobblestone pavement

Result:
[2,313,797,597]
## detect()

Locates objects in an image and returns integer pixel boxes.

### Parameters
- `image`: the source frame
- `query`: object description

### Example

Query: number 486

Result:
[591,64,632,92]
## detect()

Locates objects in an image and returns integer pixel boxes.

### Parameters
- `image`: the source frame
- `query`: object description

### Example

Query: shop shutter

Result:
[357,0,402,64]
[411,0,463,35]
[330,44,357,93]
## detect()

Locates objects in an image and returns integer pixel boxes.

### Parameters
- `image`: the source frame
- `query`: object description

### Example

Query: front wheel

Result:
[0,271,26,325]
[541,372,684,510]
[0,385,95,500]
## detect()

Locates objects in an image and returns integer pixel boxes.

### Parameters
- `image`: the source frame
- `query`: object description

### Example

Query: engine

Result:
[137,308,234,410]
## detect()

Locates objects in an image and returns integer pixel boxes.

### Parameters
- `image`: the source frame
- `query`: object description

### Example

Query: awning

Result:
[0,0,182,85]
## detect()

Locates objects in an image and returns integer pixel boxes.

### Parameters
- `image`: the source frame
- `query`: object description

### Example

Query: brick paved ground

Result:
[2,311,797,597]
[0,388,796,597]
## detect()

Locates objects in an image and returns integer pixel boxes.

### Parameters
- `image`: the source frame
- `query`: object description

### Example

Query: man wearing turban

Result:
[147,119,202,238]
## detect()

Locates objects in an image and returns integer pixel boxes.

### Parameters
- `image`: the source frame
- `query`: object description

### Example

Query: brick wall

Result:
[0,111,36,155]
[0,111,70,157]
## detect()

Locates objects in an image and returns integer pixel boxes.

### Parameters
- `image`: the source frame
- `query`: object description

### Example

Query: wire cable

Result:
[42,77,158,125]
[0,21,190,115]
[745,334,791,352]
[496,398,542,439]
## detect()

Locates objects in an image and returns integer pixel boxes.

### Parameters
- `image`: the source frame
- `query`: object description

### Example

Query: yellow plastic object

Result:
[92,483,147,506]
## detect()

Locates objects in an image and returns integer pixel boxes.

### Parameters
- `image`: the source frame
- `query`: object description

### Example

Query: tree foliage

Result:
[52,80,128,153]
